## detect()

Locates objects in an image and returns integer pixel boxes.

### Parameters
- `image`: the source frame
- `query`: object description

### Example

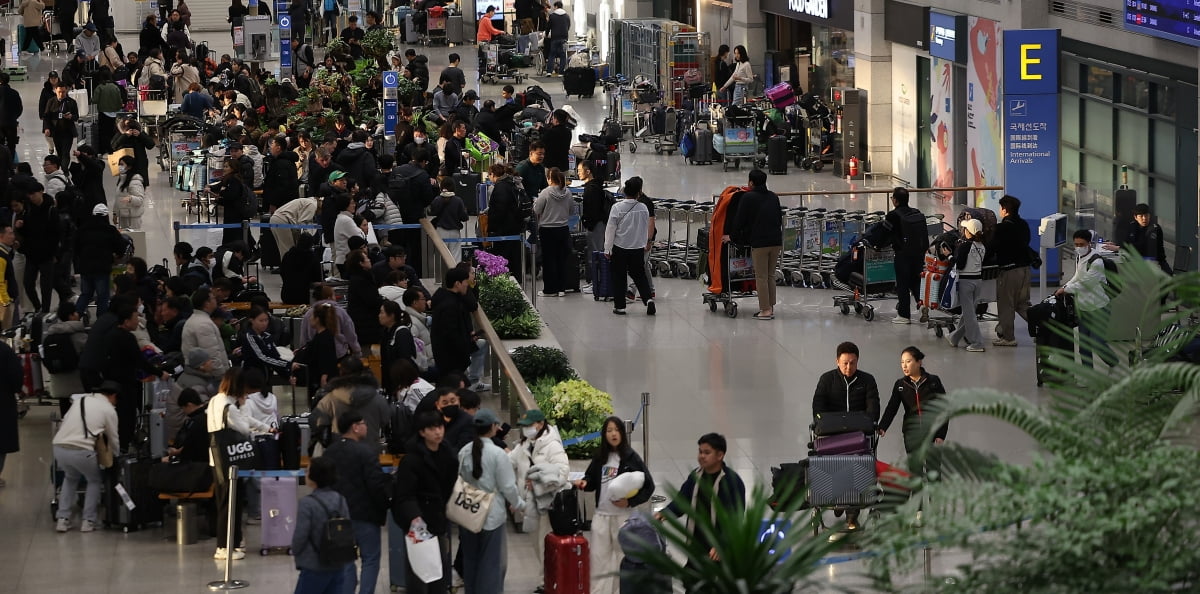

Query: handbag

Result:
[209,404,260,471]
[445,475,495,534]
[148,461,214,493]
[406,532,443,584]
[80,397,114,469]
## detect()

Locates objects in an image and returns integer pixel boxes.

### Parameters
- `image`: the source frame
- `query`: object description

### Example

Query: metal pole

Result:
[208,465,250,591]
[1039,246,1048,301]
[923,546,932,580]
[242,219,250,248]
[640,392,650,470]
[173,221,181,248]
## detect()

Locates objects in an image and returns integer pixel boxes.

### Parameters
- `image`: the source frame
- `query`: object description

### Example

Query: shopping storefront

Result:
[758,0,854,95]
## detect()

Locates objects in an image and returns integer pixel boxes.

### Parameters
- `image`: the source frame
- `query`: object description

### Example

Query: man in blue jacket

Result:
[657,432,746,568]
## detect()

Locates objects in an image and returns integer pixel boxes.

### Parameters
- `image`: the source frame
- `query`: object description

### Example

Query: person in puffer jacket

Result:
[310,359,391,453]
[336,129,378,190]
[533,167,573,296]
[812,340,880,422]
[508,409,570,590]
[114,155,146,229]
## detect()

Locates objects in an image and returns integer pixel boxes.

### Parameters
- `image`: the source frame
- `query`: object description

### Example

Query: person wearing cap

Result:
[52,382,122,533]
[75,23,101,62]
[321,410,393,594]
[454,90,480,129]
[392,410,458,593]
[946,218,988,352]
[457,408,525,594]
[164,388,209,464]
[73,202,127,317]
[509,408,570,589]
[1104,203,1173,276]
[42,82,79,165]
[63,50,93,90]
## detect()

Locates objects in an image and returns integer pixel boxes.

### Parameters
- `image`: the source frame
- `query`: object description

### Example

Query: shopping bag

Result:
[406,533,443,583]
[209,404,259,471]
[445,476,494,534]
[108,148,134,176]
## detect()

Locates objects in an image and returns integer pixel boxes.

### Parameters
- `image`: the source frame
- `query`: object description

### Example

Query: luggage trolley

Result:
[717,111,764,171]
[158,114,210,173]
[806,415,882,534]
[925,264,1001,338]
[832,243,896,321]
[480,42,527,85]
[701,187,757,318]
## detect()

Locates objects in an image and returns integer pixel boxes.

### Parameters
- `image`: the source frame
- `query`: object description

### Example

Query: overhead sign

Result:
[929,11,967,63]
[760,0,853,30]
[279,14,292,70]
[1003,28,1062,277]
[383,71,399,136]
[1126,0,1200,48]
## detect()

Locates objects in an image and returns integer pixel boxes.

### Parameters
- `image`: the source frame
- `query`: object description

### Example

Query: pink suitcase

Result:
[765,82,796,108]
[259,476,298,554]
[811,432,871,456]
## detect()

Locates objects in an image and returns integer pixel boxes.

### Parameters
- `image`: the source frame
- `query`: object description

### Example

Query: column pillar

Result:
[854,0,891,176]
[731,0,766,83]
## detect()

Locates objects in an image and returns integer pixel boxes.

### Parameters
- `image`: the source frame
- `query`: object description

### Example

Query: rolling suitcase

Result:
[562,66,596,98]
[279,415,309,468]
[590,251,614,301]
[405,14,419,43]
[257,214,282,268]
[811,432,871,455]
[394,7,414,41]
[919,269,946,310]
[388,510,408,590]
[806,455,877,507]
[764,82,796,108]
[259,476,298,554]
[106,456,161,532]
[767,135,789,174]
[604,150,620,181]
[149,408,169,459]
[545,532,590,594]
[446,15,463,44]
[454,172,481,215]
[18,352,44,398]
[692,126,714,165]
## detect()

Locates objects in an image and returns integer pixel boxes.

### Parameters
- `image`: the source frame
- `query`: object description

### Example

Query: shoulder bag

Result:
[445,471,495,534]
[80,397,114,469]
[209,403,260,471]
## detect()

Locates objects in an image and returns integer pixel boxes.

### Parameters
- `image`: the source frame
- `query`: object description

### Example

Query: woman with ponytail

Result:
[456,408,523,594]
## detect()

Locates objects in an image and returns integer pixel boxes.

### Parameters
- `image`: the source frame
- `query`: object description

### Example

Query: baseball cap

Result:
[515,409,546,426]
[328,170,347,182]
[48,70,59,78]
[92,203,109,216]
[961,219,982,236]
[85,23,97,31]
[75,49,86,58]
[473,408,501,427]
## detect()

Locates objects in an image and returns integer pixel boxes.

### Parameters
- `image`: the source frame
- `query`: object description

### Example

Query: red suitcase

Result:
[545,532,590,594]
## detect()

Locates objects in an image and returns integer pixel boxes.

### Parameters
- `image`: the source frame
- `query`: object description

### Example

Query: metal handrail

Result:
[419,219,537,422]
[774,185,1005,197]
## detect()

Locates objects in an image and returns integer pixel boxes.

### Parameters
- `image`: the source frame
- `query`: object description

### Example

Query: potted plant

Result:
[535,379,615,459]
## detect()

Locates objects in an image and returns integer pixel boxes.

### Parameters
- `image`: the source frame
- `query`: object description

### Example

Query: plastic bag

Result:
[406,526,442,584]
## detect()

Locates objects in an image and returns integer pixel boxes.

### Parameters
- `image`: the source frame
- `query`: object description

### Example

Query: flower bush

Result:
[475,256,541,340]
[532,378,615,459]
[511,346,576,384]
[475,250,510,277]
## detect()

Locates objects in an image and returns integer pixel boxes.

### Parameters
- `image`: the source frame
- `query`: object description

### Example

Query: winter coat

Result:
[731,186,783,248]
[429,286,478,375]
[662,464,746,551]
[486,176,525,235]
[293,488,353,571]
[182,309,230,380]
[263,151,300,210]
[0,342,20,454]
[17,198,59,261]
[403,305,434,370]
[580,449,655,509]
[346,266,383,346]
[115,173,147,228]
[322,435,394,524]
[580,178,609,231]
[430,191,468,231]
[509,424,570,511]
[20,0,44,28]
[335,143,378,191]
[170,62,201,104]
[43,96,80,138]
[280,244,322,306]
[69,156,108,215]
[0,83,22,127]
[73,215,127,275]
[533,184,571,228]
[879,370,950,450]
[812,368,881,424]
[389,162,434,224]
[311,373,391,452]
[541,123,571,171]
[393,437,458,535]
[457,437,524,531]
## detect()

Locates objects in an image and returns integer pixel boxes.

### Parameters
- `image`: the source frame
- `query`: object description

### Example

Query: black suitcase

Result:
[812,411,875,436]
[563,249,580,292]
[257,214,282,268]
[692,126,715,165]
[106,457,162,532]
[454,172,481,216]
[768,135,789,174]
[563,66,596,98]
[604,150,620,181]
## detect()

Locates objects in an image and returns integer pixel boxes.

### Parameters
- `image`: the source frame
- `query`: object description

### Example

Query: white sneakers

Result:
[891,316,912,325]
[55,518,70,533]
[213,547,246,561]
[80,520,96,533]
[470,382,491,393]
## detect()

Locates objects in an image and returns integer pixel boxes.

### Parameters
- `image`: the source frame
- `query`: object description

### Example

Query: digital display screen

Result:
[1125,0,1200,48]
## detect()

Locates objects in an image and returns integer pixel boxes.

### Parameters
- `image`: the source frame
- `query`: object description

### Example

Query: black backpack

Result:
[1088,253,1121,294]
[387,401,415,455]
[890,208,929,254]
[548,488,584,535]
[42,332,80,373]
[313,495,358,565]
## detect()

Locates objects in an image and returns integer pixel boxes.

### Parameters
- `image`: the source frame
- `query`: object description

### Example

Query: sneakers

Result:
[945,335,959,348]
[55,518,71,533]
[965,345,986,352]
[891,316,912,325]
[80,520,96,533]
[646,300,656,316]
[470,382,491,392]
[992,338,1018,347]
[213,548,246,561]
[612,308,626,315]
[919,308,929,323]
[582,285,593,294]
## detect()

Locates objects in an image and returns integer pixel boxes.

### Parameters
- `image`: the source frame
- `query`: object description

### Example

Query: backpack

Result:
[548,488,583,535]
[312,495,358,566]
[386,401,415,455]
[890,208,929,254]
[148,259,172,283]
[1088,253,1120,294]
[42,331,81,373]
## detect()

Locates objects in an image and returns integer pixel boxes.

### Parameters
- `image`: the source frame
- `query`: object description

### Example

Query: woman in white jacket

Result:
[235,368,279,523]
[720,45,754,105]
[509,409,570,590]
[207,369,275,561]
[115,155,146,230]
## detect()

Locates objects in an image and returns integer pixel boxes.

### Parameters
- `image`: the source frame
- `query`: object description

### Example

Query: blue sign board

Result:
[1003,28,1062,277]
[279,15,292,70]
[1125,0,1200,48]
[383,71,399,136]
[928,11,966,63]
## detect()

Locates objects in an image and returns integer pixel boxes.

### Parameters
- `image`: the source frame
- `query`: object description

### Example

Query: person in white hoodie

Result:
[207,368,275,561]
[1056,229,1117,368]
[115,155,146,230]
[377,269,409,304]
[534,166,574,297]
[508,409,570,590]
[52,382,121,533]
[401,287,434,372]
[237,368,279,524]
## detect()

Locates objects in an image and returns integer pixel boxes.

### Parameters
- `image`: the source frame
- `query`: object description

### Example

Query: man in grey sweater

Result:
[604,177,656,316]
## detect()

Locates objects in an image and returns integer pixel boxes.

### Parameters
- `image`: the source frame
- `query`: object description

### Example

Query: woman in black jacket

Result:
[211,158,253,246]
[292,302,339,403]
[392,410,458,593]
[572,415,655,594]
[540,109,573,172]
[577,160,609,272]
[238,306,292,380]
[878,345,949,453]
[379,300,416,397]
[484,163,526,280]
[138,15,163,58]
[279,232,322,305]
[345,249,383,347]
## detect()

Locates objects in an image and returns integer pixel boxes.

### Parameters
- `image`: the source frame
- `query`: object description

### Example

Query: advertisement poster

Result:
[966,17,1003,209]
[891,45,919,186]
[930,57,955,188]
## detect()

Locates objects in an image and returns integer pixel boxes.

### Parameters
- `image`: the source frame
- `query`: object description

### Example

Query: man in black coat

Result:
[262,136,299,213]
[42,82,79,165]
[882,187,928,324]
[335,130,379,194]
[73,204,129,318]
[322,410,394,594]
[989,194,1033,347]
[392,410,458,592]
[430,266,478,378]
[68,145,108,216]
[77,292,136,391]
[474,101,507,155]
[110,118,156,182]
[731,169,783,320]
[105,303,171,447]
[811,340,878,530]
[17,181,59,313]
[0,72,22,158]
[388,148,435,277]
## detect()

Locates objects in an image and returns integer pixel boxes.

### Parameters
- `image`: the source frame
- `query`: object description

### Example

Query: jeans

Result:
[893,256,922,319]
[468,338,488,385]
[77,273,111,317]
[539,226,571,294]
[751,246,782,314]
[948,277,984,348]
[643,245,655,293]
[54,445,104,523]
[24,257,55,313]
[995,266,1031,341]
[732,83,747,105]
[343,521,382,594]
[549,39,567,74]
[610,247,653,310]
[1077,310,1117,368]
[460,526,507,594]
[295,568,347,594]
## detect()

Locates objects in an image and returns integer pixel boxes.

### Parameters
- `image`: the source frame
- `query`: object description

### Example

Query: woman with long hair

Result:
[345,249,383,347]
[573,416,655,594]
[378,299,415,397]
[238,306,293,380]
[484,162,527,282]
[115,154,146,230]
[214,156,253,245]
[292,302,340,404]
[720,45,754,105]
[533,166,573,296]
[457,409,524,594]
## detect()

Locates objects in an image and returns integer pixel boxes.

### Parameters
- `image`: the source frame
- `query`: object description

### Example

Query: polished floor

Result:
[0,35,1046,593]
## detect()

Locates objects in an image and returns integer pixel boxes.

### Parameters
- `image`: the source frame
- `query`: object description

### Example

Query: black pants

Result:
[213,468,245,550]
[19,25,40,52]
[399,227,423,279]
[538,226,571,294]
[98,115,116,156]
[611,246,652,310]
[893,256,922,319]
[23,257,55,313]
[52,134,74,163]
[54,252,73,303]
[0,124,18,156]
[492,237,524,283]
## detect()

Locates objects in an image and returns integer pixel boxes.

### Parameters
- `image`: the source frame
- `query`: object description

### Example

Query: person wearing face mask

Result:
[509,409,570,592]
[1057,229,1117,368]
[945,219,987,352]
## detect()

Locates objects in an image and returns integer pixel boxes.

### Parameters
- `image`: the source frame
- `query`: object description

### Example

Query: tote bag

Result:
[445,475,495,534]
[406,533,443,584]
[209,404,259,471]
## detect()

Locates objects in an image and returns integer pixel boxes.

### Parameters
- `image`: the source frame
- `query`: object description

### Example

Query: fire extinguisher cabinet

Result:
[830,87,867,178]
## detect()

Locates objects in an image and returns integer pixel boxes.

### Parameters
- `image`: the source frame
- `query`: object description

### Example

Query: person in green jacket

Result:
[91,70,125,152]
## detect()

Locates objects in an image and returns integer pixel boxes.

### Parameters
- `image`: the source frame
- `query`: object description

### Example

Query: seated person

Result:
[164,388,211,464]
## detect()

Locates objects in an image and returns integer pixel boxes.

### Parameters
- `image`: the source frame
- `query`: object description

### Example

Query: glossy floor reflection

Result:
[1,35,1046,593]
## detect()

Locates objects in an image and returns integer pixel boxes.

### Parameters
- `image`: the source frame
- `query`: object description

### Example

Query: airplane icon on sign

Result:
[1009,99,1027,116]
